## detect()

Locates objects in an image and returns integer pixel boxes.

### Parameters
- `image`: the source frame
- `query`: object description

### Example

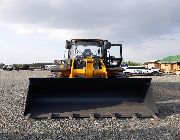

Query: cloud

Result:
[0,0,180,63]
[1,0,180,40]
[123,33,180,62]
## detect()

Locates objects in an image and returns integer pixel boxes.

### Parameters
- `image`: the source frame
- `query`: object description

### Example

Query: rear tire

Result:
[152,72,159,76]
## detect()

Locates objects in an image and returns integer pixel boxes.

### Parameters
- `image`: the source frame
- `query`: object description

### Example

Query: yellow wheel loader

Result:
[24,39,157,119]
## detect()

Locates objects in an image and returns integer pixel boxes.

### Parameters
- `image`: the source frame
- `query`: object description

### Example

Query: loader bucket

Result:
[24,78,157,119]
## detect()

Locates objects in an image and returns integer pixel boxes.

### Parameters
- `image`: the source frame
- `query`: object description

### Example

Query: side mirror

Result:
[104,42,111,49]
[65,40,71,49]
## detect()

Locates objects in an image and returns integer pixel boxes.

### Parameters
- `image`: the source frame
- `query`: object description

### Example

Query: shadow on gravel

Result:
[152,82,180,90]
[157,102,180,118]
[152,82,180,88]
[0,126,179,140]
[151,82,180,118]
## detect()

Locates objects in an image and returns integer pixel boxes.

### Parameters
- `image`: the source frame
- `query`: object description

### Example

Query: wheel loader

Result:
[24,39,158,119]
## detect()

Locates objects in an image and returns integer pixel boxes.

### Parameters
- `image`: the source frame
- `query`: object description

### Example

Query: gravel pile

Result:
[0,70,179,140]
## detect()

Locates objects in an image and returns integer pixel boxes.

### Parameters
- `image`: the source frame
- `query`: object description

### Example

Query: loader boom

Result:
[69,57,107,78]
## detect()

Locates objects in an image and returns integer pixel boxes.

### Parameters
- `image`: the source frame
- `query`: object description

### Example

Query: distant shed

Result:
[159,55,180,75]
[147,60,160,69]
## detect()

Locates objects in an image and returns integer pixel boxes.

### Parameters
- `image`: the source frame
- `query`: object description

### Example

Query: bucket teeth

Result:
[89,113,95,120]
[47,113,53,119]
[69,113,74,119]
[25,113,31,119]
[132,114,138,119]
[151,113,158,119]
[111,113,117,119]
[89,113,101,119]
[28,112,157,119]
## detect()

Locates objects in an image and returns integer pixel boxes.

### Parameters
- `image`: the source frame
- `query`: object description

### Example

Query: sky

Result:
[0,0,180,64]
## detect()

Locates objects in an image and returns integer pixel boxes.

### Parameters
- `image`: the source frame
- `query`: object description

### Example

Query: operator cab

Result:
[65,39,123,68]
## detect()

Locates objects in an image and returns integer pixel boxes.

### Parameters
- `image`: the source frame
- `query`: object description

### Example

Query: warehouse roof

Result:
[147,60,160,63]
[159,55,180,63]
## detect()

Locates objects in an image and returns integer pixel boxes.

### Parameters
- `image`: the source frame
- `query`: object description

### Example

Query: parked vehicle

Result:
[3,65,13,71]
[148,67,162,75]
[19,64,30,70]
[3,65,19,71]
[123,66,162,76]
[45,65,58,70]
[49,65,59,72]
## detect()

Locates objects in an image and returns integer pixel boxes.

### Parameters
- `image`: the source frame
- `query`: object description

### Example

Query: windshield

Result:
[108,46,120,58]
[74,45,101,57]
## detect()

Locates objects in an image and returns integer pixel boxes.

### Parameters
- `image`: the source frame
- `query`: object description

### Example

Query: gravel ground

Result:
[0,70,179,140]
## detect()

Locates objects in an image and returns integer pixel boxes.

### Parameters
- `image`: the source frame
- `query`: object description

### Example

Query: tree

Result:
[122,61,142,66]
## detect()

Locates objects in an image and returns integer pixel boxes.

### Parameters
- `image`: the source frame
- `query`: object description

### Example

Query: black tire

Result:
[152,72,159,76]
[124,72,131,77]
